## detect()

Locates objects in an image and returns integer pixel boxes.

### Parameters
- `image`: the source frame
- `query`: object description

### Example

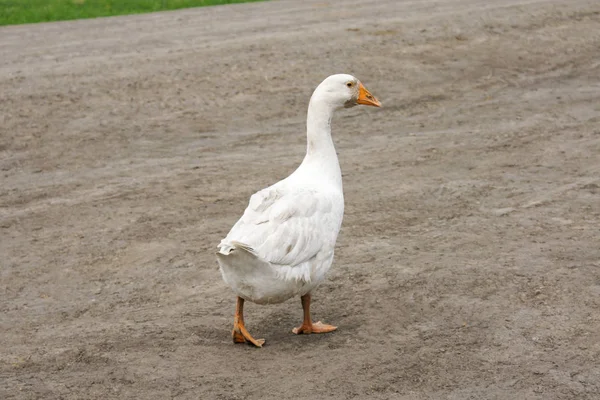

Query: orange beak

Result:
[356,82,381,107]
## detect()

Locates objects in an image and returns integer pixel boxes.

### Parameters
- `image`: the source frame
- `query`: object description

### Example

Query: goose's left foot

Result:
[232,296,265,348]
[232,325,265,347]
[291,293,337,335]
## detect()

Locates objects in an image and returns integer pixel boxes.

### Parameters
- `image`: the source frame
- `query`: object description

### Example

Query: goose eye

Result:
[346,82,353,88]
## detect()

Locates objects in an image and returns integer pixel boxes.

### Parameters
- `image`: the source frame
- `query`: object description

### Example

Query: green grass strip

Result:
[0,0,264,26]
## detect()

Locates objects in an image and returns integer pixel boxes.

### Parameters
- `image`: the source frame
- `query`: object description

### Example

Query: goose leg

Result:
[232,296,265,347]
[292,293,337,334]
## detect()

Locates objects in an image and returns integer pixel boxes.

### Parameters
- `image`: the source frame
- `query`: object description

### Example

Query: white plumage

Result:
[217,180,343,304]
[216,74,381,346]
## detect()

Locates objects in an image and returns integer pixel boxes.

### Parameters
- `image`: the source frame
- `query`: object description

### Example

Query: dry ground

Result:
[1,0,600,398]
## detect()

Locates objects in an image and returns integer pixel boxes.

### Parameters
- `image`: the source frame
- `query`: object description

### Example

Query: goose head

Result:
[311,74,382,110]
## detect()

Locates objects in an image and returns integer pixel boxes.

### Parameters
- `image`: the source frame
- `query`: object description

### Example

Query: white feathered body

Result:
[216,73,360,305]
[217,171,344,304]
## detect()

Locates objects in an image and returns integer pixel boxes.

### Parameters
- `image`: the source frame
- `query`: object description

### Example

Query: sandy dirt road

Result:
[1,0,600,398]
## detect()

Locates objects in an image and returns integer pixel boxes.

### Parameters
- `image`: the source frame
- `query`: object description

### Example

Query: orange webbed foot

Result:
[232,323,265,347]
[231,296,265,348]
[292,321,337,335]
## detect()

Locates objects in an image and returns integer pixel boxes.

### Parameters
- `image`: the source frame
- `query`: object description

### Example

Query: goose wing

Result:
[218,185,341,267]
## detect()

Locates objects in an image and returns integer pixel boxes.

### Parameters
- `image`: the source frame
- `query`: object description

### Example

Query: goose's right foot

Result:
[291,293,337,335]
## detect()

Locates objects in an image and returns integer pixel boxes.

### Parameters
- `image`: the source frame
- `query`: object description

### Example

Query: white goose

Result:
[217,74,381,347]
